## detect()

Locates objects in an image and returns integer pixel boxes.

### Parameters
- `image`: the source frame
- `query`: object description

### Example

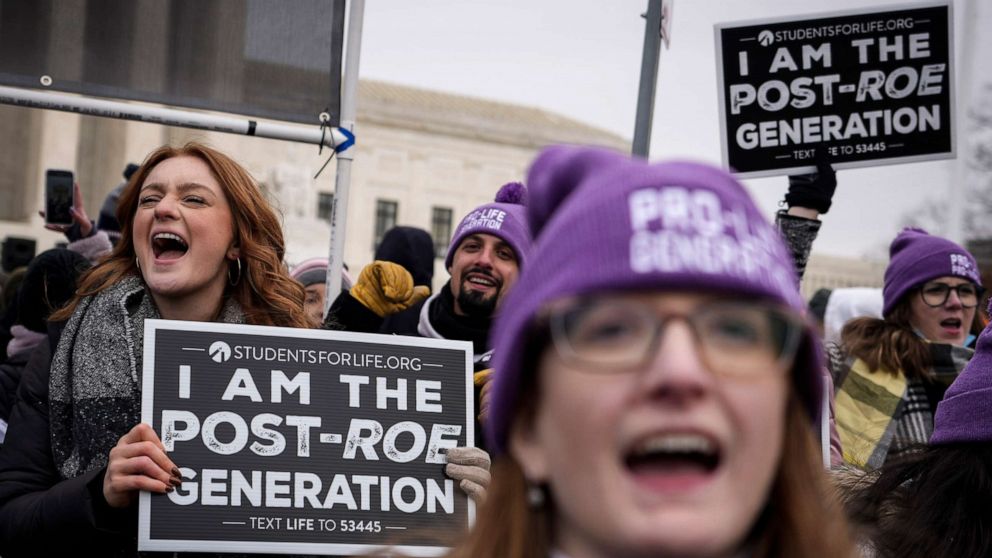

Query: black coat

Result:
[0,313,309,557]
[0,345,31,427]
[0,323,138,556]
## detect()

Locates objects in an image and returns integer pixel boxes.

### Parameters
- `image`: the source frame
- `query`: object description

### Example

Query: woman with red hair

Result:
[0,143,311,555]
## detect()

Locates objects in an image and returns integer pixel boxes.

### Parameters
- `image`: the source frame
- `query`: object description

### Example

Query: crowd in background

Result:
[0,140,989,557]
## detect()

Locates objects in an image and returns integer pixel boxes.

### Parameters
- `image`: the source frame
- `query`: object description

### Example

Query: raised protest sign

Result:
[715,1,953,178]
[138,320,474,556]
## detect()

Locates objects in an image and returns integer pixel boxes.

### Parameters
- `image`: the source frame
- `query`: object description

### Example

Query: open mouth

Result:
[624,433,721,485]
[465,272,499,290]
[152,232,189,261]
[940,318,962,331]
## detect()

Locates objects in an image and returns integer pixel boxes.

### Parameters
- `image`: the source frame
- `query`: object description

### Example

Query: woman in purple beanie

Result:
[445,146,853,558]
[831,228,982,471]
[839,300,992,558]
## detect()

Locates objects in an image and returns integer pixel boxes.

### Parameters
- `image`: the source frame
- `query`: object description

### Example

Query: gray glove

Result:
[444,446,491,504]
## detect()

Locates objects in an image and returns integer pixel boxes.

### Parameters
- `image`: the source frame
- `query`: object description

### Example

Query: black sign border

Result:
[137,319,475,557]
[713,0,954,178]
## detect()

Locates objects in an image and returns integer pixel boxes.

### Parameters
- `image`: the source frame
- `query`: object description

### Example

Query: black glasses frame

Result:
[918,282,983,309]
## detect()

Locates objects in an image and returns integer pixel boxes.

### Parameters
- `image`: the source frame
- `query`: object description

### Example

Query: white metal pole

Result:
[324,0,365,317]
[821,377,831,468]
[0,85,349,148]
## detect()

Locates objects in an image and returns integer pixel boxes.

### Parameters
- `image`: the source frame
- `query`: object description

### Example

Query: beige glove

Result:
[350,261,430,317]
[445,446,491,504]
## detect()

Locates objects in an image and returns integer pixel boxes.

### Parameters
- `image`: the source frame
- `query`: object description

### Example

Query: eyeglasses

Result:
[919,281,982,308]
[545,297,803,378]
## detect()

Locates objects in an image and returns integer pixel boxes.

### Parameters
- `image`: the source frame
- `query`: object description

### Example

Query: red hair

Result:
[54,142,312,328]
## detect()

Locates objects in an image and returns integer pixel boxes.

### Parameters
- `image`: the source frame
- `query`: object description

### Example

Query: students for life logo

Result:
[757,30,775,46]
[209,341,232,363]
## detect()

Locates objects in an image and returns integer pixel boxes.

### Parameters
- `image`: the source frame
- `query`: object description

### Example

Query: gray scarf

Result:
[50,274,245,479]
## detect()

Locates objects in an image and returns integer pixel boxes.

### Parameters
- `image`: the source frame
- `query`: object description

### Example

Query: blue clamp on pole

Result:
[335,127,356,153]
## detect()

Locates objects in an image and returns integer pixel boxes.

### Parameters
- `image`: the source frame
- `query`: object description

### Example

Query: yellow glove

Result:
[350,261,430,318]
[474,369,493,425]
[473,369,492,386]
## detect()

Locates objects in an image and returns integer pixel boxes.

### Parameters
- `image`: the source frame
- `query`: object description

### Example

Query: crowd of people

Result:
[0,139,988,557]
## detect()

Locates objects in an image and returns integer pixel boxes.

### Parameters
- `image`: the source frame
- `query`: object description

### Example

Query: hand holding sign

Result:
[141,321,476,553]
[351,261,431,318]
[444,446,491,504]
[104,423,182,508]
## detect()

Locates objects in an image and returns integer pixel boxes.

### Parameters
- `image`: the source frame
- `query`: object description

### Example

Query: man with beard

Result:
[326,182,529,364]
[324,183,530,496]
[417,183,528,366]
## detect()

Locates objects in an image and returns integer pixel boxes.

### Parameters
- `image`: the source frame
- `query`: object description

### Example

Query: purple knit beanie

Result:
[931,300,992,445]
[485,145,822,455]
[445,182,531,269]
[882,227,981,317]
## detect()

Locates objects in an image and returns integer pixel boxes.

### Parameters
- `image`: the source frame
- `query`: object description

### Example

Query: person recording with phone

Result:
[43,169,74,227]
[39,164,140,265]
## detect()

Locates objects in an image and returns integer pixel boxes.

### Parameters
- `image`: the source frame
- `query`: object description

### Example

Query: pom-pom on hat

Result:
[882,227,981,317]
[444,182,531,269]
[931,299,992,445]
[485,146,822,455]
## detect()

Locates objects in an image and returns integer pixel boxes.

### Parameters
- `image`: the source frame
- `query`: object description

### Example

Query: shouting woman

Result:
[0,143,311,555]
[447,146,854,558]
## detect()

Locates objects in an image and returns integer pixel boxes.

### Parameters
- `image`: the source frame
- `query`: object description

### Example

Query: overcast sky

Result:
[358,0,989,260]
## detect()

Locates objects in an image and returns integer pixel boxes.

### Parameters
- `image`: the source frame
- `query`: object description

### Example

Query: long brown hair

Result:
[445,334,855,558]
[52,142,312,328]
[748,393,854,557]
[841,443,992,558]
[840,297,931,380]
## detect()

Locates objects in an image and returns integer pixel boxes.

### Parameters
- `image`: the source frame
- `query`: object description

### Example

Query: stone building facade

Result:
[0,79,628,291]
[0,78,891,297]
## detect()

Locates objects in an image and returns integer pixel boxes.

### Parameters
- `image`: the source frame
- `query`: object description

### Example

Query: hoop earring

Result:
[135,257,141,271]
[228,258,242,286]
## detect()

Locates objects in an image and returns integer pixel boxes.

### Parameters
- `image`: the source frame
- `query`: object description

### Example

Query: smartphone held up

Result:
[45,169,74,226]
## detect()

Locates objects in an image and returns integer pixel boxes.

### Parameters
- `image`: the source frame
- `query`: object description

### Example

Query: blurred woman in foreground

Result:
[447,146,853,558]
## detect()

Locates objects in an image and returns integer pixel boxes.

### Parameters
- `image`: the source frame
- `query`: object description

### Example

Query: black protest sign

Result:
[715,2,953,178]
[138,320,474,556]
